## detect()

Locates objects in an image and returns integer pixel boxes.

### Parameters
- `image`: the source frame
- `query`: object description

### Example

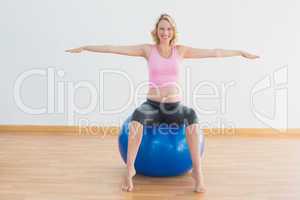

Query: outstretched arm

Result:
[66,44,149,58]
[179,45,259,59]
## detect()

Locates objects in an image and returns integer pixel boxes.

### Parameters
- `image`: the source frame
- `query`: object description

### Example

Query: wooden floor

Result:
[0,133,299,200]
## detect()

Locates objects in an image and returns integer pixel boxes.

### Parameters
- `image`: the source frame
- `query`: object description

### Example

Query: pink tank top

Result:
[147,45,182,88]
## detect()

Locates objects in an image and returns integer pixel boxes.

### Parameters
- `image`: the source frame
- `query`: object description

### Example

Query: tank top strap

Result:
[149,44,158,59]
[149,44,181,60]
[152,44,176,59]
[172,45,181,60]
[172,45,176,57]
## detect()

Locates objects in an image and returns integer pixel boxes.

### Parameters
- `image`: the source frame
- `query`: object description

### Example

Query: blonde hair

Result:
[151,13,178,45]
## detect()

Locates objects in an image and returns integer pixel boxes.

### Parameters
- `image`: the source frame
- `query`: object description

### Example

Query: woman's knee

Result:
[129,120,144,138]
[183,107,199,126]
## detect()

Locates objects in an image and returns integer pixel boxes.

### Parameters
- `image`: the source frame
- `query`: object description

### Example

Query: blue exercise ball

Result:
[118,116,205,177]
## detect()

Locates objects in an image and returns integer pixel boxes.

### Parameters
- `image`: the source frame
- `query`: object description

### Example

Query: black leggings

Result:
[131,98,198,127]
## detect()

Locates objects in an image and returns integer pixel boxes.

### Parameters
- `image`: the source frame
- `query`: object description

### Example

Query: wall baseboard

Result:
[0,125,299,137]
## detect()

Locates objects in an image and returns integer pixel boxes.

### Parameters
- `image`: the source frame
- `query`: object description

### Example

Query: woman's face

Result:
[156,19,174,44]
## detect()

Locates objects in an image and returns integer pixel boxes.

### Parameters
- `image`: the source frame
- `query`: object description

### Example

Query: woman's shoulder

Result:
[175,44,185,51]
[142,43,155,49]
[174,44,186,58]
[143,44,155,60]
[141,44,154,53]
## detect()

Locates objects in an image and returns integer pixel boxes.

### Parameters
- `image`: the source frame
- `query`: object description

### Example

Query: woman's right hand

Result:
[65,47,84,53]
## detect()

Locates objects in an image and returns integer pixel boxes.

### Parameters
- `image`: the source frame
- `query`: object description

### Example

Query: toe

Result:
[194,186,206,193]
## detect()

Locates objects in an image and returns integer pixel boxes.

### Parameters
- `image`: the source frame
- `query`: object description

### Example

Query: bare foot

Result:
[121,168,136,192]
[192,169,206,193]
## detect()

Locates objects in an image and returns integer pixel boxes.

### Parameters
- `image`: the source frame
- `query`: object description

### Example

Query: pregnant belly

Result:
[147,85,182,103]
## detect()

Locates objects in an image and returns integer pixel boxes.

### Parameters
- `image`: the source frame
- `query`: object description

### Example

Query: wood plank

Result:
[0,125,300,137]
[0,133,299,199]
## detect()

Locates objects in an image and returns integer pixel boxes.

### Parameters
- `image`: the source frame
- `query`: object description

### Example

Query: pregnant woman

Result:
[66,13,259,193]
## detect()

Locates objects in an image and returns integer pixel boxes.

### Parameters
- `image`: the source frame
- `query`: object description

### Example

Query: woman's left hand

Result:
[241,51,260,59]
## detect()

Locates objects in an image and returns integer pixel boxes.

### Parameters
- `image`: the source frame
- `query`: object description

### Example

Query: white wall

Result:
[0,0,298,129]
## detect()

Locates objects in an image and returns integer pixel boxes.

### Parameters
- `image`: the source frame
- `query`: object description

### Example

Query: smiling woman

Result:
[65,13,259,193]
[151,13,178,47]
